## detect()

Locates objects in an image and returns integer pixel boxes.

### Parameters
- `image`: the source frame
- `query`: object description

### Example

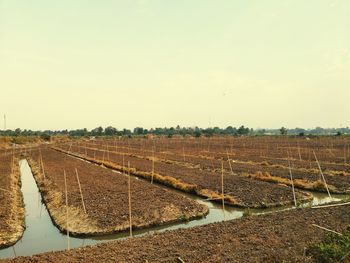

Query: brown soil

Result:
[3,204,350,262]
[55,145,312,208]
[0,155,25,248]
[73,138,350,194]
[28,148,208,236]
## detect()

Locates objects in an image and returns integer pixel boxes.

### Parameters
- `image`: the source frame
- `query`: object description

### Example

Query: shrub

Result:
[242,208,252,217]
[309,225,350,262]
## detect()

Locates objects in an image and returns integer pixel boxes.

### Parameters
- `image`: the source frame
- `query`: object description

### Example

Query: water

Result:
[0,159,348,259]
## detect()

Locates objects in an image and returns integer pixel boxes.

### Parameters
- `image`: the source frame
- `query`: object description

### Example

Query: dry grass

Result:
[0,157,25,248]
[244,171,338,194]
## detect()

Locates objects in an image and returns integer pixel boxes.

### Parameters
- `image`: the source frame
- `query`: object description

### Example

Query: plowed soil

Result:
[29,148,208,235]
[55,145,312,208]
[4,204,350,262]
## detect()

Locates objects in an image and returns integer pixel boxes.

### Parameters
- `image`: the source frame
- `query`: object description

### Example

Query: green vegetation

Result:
[0,125,349,138]
[309,226,350,263]
[242,208,252,217]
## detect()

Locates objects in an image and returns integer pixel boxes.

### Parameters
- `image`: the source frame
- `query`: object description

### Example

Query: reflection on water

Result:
[0,159,348,259]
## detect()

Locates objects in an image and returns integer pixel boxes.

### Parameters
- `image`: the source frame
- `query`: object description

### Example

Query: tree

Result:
[133,127,144,135]
[194,130,201,137]
[280,127,287,135]
[237,125,249,136]
[105,126,117,136]
[14,128,21,136]
[91,126,103,136]
[225,126,237,135]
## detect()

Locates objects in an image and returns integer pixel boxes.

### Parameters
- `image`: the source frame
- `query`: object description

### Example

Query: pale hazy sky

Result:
[0,0,349,130]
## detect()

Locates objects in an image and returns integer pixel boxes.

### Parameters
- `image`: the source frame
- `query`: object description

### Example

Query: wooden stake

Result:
[287,153,297,207]
[151,149,155,184]
[11,151,15,175]
[65,143,72,160]
[221,160,225,219]
[182,146,185,162]
[312,202,350,209]
[312,224,343,236]
[63,170,70,250]
[40,153,46,180]
[313,150,332,198]
[297,141,302,161]
[226,150,234,175]
[128,161,133,237]
[107,145,110,161]
[122,153,125,173]
[344,144,347,164]
[75,168,86,214]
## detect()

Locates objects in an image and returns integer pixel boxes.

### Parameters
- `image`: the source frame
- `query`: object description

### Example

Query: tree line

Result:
[0,125,348,138]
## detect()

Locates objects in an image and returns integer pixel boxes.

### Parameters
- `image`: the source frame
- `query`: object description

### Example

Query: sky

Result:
[0,0,349,131]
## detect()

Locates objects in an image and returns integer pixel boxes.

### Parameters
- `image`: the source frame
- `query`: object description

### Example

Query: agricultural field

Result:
[0,154,25,248]
[1,136,349,262]
[59,136,350,195]
[54,144,313,208]
[27,148,208,236]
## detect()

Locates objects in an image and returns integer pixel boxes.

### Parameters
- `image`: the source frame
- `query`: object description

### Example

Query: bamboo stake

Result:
[287,153,297,207]
[40,154,46,180]
[128,161,133,237]
[312,202,350,209]
[11,152,15,175]
[107,145,110,161]
[221,160,225,219]
[75,168,86,214]
[344,145,347,164]
[313,150,332,198]
[226,150,234,175]
[12,246,17,258]
[122,153,125,173]
[182,146,185,162]
[63,170,70,250]
[151,149,155,184]
[65,143,72,160]
[312,224,343,236]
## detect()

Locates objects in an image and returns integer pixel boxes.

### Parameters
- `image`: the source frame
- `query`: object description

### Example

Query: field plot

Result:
[54,143,312,208]
[68,136,350,194]
[0,155,25,248]
[28,148,208,236]
[4,204,350,262]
